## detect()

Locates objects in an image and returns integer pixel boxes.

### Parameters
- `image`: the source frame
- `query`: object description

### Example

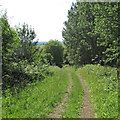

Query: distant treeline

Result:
[37,41,63,45]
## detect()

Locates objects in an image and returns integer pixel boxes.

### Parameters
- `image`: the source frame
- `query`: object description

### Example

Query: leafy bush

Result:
[1,12,49,90]
[43,40,64,67]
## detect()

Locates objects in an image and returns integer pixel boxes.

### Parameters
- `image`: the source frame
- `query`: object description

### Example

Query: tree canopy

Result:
[62,2,120,68]
[44,40,64,67]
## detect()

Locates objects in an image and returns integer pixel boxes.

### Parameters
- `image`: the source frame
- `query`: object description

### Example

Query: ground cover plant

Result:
[2,66,68,118]
[77,64,118,118]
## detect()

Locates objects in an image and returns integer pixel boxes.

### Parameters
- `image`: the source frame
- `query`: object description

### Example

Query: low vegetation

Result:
[77,64,118,118]
[2,66,68,118]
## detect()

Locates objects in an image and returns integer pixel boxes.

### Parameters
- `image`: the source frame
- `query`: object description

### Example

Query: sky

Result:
[0,0,77,42]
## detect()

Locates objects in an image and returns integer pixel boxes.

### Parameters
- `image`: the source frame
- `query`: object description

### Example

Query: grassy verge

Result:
[0,90,1,119]
[61,67,84,118]
[77,64,118,118]
[2,66,68,118]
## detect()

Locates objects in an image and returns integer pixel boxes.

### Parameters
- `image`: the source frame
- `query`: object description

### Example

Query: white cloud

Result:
[0,0,77,42]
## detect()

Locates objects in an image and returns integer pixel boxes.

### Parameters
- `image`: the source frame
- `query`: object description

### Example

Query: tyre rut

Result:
[77,74,93,118]
[48,73,72,118]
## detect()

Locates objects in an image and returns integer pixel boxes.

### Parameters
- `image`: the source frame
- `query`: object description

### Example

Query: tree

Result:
[44,40,64,67]
[1,11,49,89]
[62,1,120,74]
[62,2,100,67]
[1,12,23,88]
[1,12,21,67]
[93,2,120,80]
[15,23,38,63]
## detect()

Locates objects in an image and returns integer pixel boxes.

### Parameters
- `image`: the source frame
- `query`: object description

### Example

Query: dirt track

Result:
[48,73,93,118]
[77,74,93,118]
[48,73,72,118]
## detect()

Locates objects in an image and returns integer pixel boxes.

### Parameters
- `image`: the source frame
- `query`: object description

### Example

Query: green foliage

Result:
[2,66,69,118]
[1,12,21,62]
[15,23,38,63]
[62,2,101,66]
[62,2,120,71]
[93,2,120,67]
[44,40,64,67]
[1,12,49,89]
[1,12,22,89]
[77,64,118,118]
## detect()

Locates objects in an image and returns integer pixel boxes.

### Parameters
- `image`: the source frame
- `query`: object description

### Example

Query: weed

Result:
[77,64,118,118]
[2,66,68,118]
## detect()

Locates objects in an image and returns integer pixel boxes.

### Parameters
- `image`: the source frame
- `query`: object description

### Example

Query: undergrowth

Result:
[2,66,68,118]
[77,64,118,118]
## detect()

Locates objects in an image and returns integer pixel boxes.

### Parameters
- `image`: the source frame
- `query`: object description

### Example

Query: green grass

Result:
[0,90,1,119]
[3,64,117,118]
[77,64,118,118]
[2,66,69,118]
[61,67,84,118]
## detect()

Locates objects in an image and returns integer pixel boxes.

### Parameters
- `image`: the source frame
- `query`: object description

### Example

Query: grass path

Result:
[48,68,85,118]
[47,68,94,118]
[2,66,85,118]
[77,74,93,118]
[2,65,118,118]
[48,73,73,118]
[48,70,93,118]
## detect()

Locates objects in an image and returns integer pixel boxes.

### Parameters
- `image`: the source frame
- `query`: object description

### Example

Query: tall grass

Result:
[2,66,68,118]
[77,64,118,118]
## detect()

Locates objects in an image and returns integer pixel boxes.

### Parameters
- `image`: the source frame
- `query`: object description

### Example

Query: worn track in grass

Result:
[48,73,73,118]
[77,74,93,118]
[48,72,93,118]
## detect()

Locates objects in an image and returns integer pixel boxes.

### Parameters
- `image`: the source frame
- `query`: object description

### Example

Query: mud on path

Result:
[48,73,73,118]
[77,74,93,118]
